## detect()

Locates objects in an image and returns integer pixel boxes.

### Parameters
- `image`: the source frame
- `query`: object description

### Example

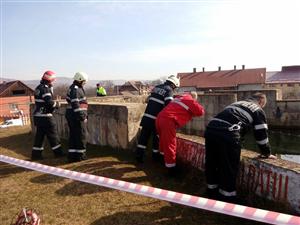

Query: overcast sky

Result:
[1,0,300,81]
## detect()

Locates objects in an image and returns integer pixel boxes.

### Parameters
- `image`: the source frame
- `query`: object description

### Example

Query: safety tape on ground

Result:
[1,155,299,225]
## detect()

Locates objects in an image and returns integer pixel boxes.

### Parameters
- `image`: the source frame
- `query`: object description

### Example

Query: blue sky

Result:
[1,0,300,80]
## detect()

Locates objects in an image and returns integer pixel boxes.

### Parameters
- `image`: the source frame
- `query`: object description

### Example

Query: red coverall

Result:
[156,94,205,168]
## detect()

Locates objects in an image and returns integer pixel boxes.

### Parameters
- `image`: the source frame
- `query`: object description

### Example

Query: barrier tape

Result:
[1,155,299,225]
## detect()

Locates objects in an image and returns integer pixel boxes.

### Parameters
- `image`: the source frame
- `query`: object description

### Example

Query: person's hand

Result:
[259,154,277,159]
[267,154,277,159]
[83,118,88,123]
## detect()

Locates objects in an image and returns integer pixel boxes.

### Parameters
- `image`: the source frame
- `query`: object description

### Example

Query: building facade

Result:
[0,80,34,123]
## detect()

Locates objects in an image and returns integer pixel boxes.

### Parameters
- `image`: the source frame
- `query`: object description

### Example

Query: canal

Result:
[243,129,300,164]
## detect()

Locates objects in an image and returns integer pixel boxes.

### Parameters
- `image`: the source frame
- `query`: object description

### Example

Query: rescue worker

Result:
[156,92,205,177]
[136,75,180,163]
[96,83,107,97]
[32,70,64,160]
[205,92,276,203]
[65,72,89,162]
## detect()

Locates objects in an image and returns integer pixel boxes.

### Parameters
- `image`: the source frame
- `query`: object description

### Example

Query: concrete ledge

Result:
[176,133,300,214]
[30,102,146,150]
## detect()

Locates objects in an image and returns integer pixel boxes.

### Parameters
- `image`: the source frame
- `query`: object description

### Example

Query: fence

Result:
[0,114,31,125]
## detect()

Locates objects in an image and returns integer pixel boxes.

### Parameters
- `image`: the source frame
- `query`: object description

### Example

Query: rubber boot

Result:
[31,150,43,160]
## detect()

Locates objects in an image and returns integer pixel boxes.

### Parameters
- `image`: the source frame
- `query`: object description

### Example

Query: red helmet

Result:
[12,208,40,225]
[42,70,56,82]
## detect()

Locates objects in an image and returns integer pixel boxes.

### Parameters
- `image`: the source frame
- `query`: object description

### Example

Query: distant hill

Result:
[0,78,15,82]
[1,77,126,89]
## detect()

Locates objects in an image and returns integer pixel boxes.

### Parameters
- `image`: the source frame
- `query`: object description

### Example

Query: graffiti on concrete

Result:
[177,138,289,201]
[177,138,206,171]
[239,162,289,200]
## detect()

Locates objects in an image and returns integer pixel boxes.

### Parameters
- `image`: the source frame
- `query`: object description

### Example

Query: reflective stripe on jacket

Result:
[66,82,88,121]
[157,94,205,128]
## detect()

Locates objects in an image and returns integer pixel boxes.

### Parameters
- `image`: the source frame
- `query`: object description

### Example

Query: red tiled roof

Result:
[266,66,300,83]
[178,68,266,88]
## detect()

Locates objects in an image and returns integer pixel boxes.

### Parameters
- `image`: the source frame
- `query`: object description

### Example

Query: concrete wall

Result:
[31,102,145,150]
[180,90,279,135]
[269,100,300,128]
[88,95,147,104]
[179,93,237,135]
[33,91,299,151]
[176,134,300,214]
[236,90,278,119]
[266,83,300,99]
[181,90,300,134]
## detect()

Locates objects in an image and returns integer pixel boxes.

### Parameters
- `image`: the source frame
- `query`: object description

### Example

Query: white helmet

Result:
[166,75,180,88]
[74,72,88,82]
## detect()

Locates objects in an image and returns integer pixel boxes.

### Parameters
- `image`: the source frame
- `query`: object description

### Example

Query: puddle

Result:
[280,155,300,164]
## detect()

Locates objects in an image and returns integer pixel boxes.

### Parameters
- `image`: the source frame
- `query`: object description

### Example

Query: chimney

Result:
[234,65,236,70]
[202,67,205,72]
[218,66,221,71]
[193,68,197,73]
[242,65,245,70]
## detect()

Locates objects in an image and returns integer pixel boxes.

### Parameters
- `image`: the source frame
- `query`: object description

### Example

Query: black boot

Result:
[167,166,181,178]
[67,152,78,163]
[135,149,144,163]
[53,148,66,158]
[152,152,164,163]
[79,152,87,161]
[219,194,238,204]
[31,150,43,160]
[206,188,219,200]
[68,152,87,163]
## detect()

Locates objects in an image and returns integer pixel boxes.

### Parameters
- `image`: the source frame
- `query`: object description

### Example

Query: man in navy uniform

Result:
[32,70,64,160]
[205,92,276,203]
[65,72,89,162]
[136,75,180,163]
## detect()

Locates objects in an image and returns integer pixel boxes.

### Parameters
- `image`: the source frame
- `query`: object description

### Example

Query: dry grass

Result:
[0,126,280,225]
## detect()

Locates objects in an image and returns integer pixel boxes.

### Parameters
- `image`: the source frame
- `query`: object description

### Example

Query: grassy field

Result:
[0,126,290,225]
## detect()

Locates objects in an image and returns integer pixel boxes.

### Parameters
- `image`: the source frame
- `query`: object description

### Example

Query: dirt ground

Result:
[0,126,280,225]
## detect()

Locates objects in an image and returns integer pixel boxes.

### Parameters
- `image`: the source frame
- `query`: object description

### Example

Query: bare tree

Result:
[53,84,69,99]
[85,87,97,97]
[144,76,166,86]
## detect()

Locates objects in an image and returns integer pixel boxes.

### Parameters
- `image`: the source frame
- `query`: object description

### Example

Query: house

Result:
[116,80,150,95]
[178,66,266,92]
[0,80,35,123]
[265,66,300,99]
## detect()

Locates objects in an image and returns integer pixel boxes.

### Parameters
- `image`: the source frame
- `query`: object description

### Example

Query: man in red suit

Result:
[156,92,205,177]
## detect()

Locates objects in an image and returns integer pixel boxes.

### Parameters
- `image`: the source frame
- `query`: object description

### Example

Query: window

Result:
[287,83,294,87]
[9,103,18,110]
[12,90,25,95]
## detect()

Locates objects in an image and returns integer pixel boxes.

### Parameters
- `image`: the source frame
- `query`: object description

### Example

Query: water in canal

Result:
[243,129,300,164]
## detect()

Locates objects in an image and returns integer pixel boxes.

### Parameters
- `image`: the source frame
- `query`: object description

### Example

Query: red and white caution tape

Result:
[1,154,299,225]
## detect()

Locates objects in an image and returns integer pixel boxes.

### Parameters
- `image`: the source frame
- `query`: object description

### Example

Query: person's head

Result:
[190,91,198,100]
[251,92,267,108]
[73,72,88,86]
[41,70,56,85]
[166,75,180,90]
[97,83,100,87]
